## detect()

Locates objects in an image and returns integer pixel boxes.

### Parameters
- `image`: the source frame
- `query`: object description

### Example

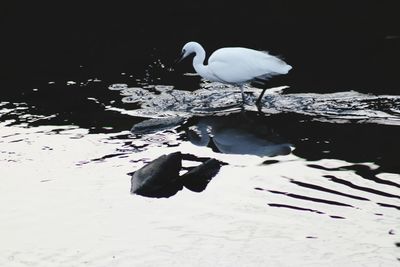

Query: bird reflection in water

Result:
[129,111,292,198]
[184,112,292,157]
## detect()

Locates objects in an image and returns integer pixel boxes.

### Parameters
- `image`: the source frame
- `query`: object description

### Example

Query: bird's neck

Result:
[192,47,210,78]
[192,47,206,67]
[190,44,220,82]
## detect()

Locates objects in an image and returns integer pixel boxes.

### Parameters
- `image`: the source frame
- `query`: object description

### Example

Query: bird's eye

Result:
[182,49,186,53]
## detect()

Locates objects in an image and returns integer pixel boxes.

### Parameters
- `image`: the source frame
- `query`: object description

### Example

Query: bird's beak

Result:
[174,51,185,64]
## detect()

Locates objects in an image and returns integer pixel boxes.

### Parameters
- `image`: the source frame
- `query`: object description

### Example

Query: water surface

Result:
[1,74,399,266]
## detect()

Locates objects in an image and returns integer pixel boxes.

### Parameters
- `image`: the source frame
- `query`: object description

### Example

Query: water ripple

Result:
[108,83,400,125]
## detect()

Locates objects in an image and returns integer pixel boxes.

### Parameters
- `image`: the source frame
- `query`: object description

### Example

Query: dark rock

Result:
[131,117,185,134]
[181,158,222,192]
[130,152,182,197]
[130,151,224,198]
[262,159,280,165]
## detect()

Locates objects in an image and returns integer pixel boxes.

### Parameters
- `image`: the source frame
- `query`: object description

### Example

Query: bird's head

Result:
[176,41,201,63]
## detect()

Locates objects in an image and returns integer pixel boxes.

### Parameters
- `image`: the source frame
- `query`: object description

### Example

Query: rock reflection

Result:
[184,112,292,157]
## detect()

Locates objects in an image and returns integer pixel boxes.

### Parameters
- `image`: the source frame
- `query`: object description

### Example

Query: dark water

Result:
[1,2,399,265]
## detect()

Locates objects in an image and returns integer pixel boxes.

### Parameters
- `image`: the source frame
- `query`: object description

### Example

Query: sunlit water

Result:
[0,79,399,266]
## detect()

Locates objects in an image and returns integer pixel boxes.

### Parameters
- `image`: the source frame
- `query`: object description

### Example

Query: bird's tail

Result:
[282,64,293,74]
[267,55,292,74]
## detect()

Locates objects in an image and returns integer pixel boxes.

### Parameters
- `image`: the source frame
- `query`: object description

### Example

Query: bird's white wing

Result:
[208,47,291,84]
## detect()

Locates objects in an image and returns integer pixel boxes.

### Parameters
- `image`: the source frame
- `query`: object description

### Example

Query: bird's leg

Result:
[256,87,267,107]
[239,85,246,104]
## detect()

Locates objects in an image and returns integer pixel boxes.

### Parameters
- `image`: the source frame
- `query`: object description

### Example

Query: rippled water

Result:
[108,82,400,125]
[1,77,399,266]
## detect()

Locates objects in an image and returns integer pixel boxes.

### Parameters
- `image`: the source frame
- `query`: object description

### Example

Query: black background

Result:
[1,1,399,95]
[1,2,400,182]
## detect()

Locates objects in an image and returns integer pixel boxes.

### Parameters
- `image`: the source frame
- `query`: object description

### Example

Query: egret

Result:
[177,41,292,106]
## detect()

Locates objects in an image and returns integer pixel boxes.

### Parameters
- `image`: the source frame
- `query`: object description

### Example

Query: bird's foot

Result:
[255,99,263,111]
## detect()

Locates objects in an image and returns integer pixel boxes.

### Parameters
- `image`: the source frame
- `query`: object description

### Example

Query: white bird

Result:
[177,41,292,106]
